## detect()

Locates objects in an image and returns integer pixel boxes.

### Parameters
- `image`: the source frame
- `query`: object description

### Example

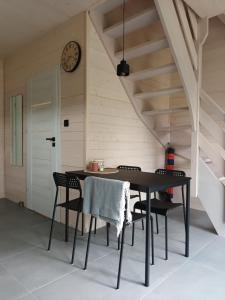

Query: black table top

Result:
[66,170,191,193]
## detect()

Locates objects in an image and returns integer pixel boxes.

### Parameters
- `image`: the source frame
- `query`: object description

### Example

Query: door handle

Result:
[46,137,55,142]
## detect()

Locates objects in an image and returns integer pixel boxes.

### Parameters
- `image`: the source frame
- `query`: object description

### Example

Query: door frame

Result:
[26,66,61,215]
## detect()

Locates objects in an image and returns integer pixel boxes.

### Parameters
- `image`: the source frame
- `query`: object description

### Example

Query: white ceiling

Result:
[0,0,101,58]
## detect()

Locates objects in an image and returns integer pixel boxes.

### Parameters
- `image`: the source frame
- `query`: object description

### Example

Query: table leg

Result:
[65,187,69,242]
[145,188,151,287]
[185,181,190,257]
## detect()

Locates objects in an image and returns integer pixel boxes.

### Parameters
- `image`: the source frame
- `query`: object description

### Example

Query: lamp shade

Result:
[117,59,130,76]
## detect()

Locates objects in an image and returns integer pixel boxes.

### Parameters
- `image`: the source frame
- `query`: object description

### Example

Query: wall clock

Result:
[61,41,81,72]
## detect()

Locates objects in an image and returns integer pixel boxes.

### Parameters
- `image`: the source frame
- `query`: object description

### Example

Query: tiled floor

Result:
[0,198,224,300]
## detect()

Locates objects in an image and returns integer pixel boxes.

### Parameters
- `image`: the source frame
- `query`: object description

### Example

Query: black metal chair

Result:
[47,172,84,264]
[84,195,154,289]
[133,169,186,260]
[117,165,144,230]
[109,165,145,250]
[104,165,145,251]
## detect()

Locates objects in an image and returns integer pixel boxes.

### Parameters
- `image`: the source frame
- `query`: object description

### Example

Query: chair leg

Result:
[182,185,186,226]
[165,215,168,260]
[84,216,94,270]
[81,213,84,236]
[139,191,144,230]
[132,207,136,246]
[155,213,159,234]
[65,188,69,242]
[106,222,110,246]
[94,218,97,234]
[151,217,154,265]
[47,189,58,251]
[116,221,126,290]
[131,223,135,246]
[117,234,120,250]
[71,212,80,264]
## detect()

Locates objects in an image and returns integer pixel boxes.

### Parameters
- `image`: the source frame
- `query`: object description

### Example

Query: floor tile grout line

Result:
[1,265,32,299]
[16,291,39,300]
[140,235,218,300]
[23,242,117,295]
[28,264,82,294]
[193,259,225,277]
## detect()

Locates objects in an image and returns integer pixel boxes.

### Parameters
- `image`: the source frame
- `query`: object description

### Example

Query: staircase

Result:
[89,0,196,149]
[89,0,225,236]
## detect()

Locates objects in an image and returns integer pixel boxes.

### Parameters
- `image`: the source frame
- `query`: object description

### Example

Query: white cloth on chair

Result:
[83,176,131,236]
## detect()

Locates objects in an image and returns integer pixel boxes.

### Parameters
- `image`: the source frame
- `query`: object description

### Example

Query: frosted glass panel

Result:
[10,95,23,166]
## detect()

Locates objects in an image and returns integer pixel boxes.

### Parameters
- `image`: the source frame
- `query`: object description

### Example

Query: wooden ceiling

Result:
[0,0,100,58]
[184,0,225,18]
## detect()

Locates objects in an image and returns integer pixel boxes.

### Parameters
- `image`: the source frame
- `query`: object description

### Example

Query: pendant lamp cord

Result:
[122,0,125,60]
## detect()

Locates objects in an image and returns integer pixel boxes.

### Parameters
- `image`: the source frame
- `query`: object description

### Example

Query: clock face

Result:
[61,41,81,72]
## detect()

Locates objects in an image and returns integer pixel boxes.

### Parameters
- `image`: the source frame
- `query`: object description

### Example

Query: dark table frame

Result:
[66,169,191,287]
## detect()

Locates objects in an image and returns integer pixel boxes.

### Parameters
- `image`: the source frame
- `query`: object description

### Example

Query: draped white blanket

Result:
[83,176,131,236]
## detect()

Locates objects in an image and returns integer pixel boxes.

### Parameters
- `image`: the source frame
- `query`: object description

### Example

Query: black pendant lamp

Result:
[117,0,130,76]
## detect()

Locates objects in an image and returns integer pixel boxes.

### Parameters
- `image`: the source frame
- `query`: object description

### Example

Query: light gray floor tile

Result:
[2,247,75,291]
[17,293,37,300]
[143,261,225,300]
[33,253,148,300]
[0,198,21,214]
[193,236,225,274]
[0,231,35,261]
[0,208,48,233]
[0,264,28,300]
[0,199,223,300]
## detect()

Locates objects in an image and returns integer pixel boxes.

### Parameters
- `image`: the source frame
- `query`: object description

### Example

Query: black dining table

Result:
[66,169,191,287]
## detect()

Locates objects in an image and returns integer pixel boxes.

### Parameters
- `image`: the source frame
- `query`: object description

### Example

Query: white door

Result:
[27,67,60,218]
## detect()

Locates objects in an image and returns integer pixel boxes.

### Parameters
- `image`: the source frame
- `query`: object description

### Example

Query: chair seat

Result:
[130,194,139,199]
[130,211,152,223]
[134,198,182,216]
[57,197,83,212]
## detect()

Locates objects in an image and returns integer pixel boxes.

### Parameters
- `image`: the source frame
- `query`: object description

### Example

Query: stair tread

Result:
[95,0,123,15]
[135,87,183,99]
[143,106,188,116]
[104,8,158,38]
[155,124,191,132]
[115,39,168,60]
[129,64,177,81]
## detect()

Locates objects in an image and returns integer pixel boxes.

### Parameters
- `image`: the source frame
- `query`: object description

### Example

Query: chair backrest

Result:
[155,169,185,177]
[117,165,141,171]
[154,169,185,201]
[53,172,67,188]
[53,172,81,193]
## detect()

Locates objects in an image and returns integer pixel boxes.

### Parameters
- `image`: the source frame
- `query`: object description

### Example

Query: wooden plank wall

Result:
[0,61,4,198]
[4,12,86,206]
[85,17,165,172]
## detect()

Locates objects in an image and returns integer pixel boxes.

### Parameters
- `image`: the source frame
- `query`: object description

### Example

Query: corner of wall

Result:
[0,60,5,198]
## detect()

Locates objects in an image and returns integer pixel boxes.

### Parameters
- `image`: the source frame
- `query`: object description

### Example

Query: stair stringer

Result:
[154,0,197,131]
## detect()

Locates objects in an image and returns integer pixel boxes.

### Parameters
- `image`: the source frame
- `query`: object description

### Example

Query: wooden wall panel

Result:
[86,17,164,172]
[4,13,86,208]
[0,61,4,198]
